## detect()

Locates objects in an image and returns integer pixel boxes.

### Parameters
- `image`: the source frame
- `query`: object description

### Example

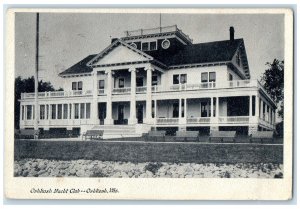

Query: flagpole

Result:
[34,13,39,132]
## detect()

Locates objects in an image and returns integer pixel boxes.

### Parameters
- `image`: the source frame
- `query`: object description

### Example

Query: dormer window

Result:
[141,41,157,51]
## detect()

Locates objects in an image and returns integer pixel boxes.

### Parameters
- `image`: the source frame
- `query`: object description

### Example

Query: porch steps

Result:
[91,125,142,139]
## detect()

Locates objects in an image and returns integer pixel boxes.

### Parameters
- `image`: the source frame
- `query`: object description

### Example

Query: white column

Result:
[210,97,213,117]
[255,95,259,117]
[128,68,137,124]
[249,95,252,116]
[260,99,263,119]
[92,71,99,124]
[145,67,153,124]
[154,100,157,119]
[179,99,182,118]
[105,69,114,125]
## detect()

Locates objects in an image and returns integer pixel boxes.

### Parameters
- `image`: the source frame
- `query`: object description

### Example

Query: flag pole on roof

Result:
[34,12,39,132]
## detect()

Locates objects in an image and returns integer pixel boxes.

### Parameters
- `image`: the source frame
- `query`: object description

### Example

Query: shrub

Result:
[144,162,163,175]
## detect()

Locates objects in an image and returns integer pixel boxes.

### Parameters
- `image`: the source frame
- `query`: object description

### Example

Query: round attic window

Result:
[161,39,170,49]
[130,43,137,48]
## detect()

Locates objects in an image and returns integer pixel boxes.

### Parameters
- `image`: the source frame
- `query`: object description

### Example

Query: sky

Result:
[15,12,284,89]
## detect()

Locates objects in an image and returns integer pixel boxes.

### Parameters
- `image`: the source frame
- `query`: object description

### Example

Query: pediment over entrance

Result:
[89,42,153,66]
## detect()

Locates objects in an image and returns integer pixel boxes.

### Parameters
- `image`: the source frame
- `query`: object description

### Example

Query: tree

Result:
[15,76,62,129]
[260,59,284,120]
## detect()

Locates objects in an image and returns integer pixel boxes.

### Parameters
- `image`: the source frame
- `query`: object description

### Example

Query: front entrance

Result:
[137,104,143,124]
[98,103,106,125]
[118,105,124,122]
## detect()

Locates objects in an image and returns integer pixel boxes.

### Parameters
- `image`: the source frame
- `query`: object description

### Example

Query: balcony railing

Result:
[112,87,131,94]
[187,117,211,124]
[21,90,93,99]
[20,80,271,101]
[218,116,250,124]
[156,118,179,125]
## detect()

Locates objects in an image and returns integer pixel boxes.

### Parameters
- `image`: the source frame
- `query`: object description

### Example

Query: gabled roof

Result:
[145,39,244,66]
[59,38,249,77]
[59,54,96,76]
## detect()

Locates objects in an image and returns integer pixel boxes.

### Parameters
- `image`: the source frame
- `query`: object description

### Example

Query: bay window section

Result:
[86,103,91,119]
[40,105,45,120]
[51,104,56,119]
[27,105,32,120]
[74,104,79,119]
[57,104,62,119]
[63,104,68,119]
[80,103,85,119]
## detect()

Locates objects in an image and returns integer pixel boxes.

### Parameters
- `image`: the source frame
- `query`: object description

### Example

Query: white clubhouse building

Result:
[19,25,276,138]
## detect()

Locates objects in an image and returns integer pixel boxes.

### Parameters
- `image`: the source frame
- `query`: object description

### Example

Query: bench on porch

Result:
[175,131,199,142]
[146,130,166,142]
[209,131,236,143]
[82,130,104,141]
[17,129,40,139]
[250,131,274,143]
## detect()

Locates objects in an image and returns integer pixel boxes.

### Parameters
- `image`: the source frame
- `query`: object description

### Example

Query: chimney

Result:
[230,26,235,41]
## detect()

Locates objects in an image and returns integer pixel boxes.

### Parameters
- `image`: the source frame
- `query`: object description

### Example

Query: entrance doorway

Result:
[137,103,143,124]
[118,105,124,122]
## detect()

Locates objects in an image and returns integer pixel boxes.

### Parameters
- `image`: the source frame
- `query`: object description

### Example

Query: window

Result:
[51,104,56,119]
[69,104,72,119]
[46,105,49,119]
[119,78,125,88]
[229,73,233,81]
[74,103,79,119]
[40,105,45,120]
[78,81,82,90]
[80,103,85,119]
[72,81,83,90]
[72,82,77,90]
[63,104,68,119]
[26,105,32,120]
[180,74,187,84]
[172,103,179,118]
[98,80,105,89]
[86,103,91,119]
[173,74,179,84]
[152,75,158,86]
[130,43,137,48]
[201,102,209,117]
[149,41,157,50]
[136,77,144,87]
[141,41,157,51]
[142,42,148,51]
[57,104,62,119]
[209,72,216,82]
[201,72,208,83]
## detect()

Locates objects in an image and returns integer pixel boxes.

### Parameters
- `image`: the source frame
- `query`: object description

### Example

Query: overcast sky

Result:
[15,12,284,88]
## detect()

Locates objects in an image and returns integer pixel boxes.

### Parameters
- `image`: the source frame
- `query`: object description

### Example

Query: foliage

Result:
[260,59,284,120]
[144,162,163,175]
[15,76,62,129]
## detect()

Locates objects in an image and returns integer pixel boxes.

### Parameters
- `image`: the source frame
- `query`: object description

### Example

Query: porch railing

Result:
[156,118,179,125]
[218,116,250,124]
[187,117,211,124]
[136,86,147,93]
[98,89,105,95]
[21,90,93,99]
[112,87,131,94]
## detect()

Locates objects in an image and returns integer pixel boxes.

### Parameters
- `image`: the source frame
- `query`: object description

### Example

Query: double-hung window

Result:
[72,81,83,90]
[173,74,187,84]
[119,78,125,88]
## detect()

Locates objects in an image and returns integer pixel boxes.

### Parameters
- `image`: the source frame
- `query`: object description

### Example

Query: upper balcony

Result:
[20,79,271,101]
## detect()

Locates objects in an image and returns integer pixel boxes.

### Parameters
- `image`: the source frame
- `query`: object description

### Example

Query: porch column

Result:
[92,71,99,124]
[255,96,259,117]
[249,95,252,116]
[128,68,137,124]
[104,69,114,125]
[184,98,187,119]
[179,99,182,118]
[210,97,213,117]
[154,100,157,119]
[145,67,153,124]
